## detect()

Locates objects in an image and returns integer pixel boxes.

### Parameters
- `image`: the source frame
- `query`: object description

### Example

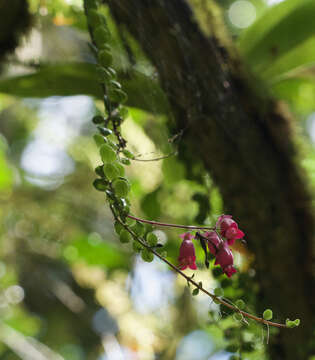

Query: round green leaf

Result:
[98,49,113,67]
[294,319,300,326]
[192,288,199,296]
[233,313,243,321]
[93,26,110,47]
[100,144,117,163]
[235,299,245,310]
[92,115,104,124]
[95,165,104,177]
[286,320,295,328]
[141,248,154,262]
[263,309,273,320]
[108,89,128,103]
[122,149,135,159]
[286,318,300,328]
[146,232,158,246]
[93,179,108,191]
[93,134,104,147]
[119,229,132,243]
[103,163,119,181]
[114,221,123,235]
[112,178,130,198]
[130,221,145,236]
[115,163,125,177]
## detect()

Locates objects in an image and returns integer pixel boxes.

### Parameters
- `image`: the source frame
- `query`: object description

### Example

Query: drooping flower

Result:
[225,223,245,245]
[216,214,244,245]
[214,242,237,277]
[202,231,222,255]
[178,233,197,270]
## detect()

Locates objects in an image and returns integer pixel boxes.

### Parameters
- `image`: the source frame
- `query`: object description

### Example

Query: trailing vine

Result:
[83,0,300,335]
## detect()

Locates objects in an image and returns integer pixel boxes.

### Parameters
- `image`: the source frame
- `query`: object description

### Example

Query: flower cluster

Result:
[178,215,244,277]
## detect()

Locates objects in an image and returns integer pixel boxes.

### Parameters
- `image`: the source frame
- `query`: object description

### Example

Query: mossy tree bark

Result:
[108,1,315,359]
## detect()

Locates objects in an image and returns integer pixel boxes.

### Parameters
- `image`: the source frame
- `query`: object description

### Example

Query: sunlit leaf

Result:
[239,0,315,79]
[271,76,315,113]
[0,62,169,113]
[262,37,315,81]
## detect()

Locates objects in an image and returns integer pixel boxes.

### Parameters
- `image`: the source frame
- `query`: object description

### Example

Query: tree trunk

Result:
[108,1,315,359]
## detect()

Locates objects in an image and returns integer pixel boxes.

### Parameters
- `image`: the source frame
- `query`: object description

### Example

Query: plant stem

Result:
[85,0,287,330]
[127,214,216,231]
[116,210,287,329]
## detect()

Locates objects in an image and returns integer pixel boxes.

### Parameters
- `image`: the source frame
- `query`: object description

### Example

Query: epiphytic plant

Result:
[83,0,300,336]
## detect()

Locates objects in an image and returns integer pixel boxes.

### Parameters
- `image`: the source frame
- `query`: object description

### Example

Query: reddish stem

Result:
[127,214,216,231]
[118,211,287,329]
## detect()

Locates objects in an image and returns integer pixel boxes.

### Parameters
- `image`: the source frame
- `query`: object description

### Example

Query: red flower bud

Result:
[178,233,197,270]
[215,242,237,278]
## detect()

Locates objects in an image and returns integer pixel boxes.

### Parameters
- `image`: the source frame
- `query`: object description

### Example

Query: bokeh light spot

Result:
[5,285,25,304]
[228,0,256,29]
[266,0,284,5]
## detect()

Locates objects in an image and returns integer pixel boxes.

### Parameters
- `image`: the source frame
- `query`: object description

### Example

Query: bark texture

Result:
[108,1,315,359]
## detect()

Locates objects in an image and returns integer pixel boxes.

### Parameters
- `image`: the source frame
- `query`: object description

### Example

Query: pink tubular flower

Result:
[225,224,245,246]
[178,233,197,270]
[203,231,222,255]
[216,214,244,245]
[215,242,237,278]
